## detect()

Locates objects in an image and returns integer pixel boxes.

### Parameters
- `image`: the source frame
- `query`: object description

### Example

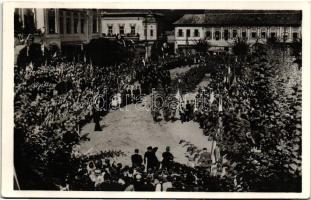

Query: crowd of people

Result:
[63,145,229,191]
[14,35,301,192]
[14,53,179,136]
[14,43,203,190]
[150,57,223,123]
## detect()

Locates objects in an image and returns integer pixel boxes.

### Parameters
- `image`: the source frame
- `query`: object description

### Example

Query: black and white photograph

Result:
[1,1,311,198]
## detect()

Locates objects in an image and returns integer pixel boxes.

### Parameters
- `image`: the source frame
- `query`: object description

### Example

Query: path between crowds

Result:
[79,67,213,166]
[169,64,200,80]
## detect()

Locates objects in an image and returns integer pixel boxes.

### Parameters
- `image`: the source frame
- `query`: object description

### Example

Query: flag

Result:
[90,59,93,77]
[142,58,145,67]
[233,75,237,85]
[129,39,134,44]
[175,89,182,102]
[194,98,198,112]
[26,46,29,56]
[218,97,223,112]
[209,91,215,105]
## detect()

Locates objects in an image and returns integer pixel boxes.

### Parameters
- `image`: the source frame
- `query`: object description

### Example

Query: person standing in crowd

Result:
[144,146,154,170]
[179,104,185,123]
[162,175,173,191]
[161,146,174,170]
[152,147,160,170]
[133,174,145,191]
[198,148,212,168]
[144,146,159,170]
[131,149,143,168]
[92,106,102,131]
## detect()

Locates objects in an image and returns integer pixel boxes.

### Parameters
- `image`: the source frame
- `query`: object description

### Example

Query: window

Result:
[293,32,298,40]
[48,9,56,34]
[150,29,154,37]
[270,32,276,38]
[215,31,220,40]
[66,12,71,34]
[251,32,257,38]
[261,32,266,38]
[59,12,64,34]
[73,13,78,34]
[206,31,211,39]
[23,9,35,33]
[119,25,124,35]
[224,29,229,40]
[108,25,113,35]
[242,31,247,38]
[194,29,199,37]
[130,26,135,35]
[178,29,183,37]
[80,17,84,33]
[93,17,97,33]
[186,29,190,37]
[233,30,238,38]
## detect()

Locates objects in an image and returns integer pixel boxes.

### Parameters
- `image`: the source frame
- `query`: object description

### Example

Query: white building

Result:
[101,11,162,59]
[101,11,158,41]
[173,10,302,54]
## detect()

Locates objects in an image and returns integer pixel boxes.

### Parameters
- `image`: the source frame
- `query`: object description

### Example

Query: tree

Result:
[232,38,249,60]
[85,38,131,66]
[266,36,280,48]
[194,39,210,55]
[208,45,302,191]
[150,41,161,62]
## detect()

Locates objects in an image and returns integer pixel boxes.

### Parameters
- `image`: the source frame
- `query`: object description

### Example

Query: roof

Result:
[173,10,301,27]
[101,10,163,17]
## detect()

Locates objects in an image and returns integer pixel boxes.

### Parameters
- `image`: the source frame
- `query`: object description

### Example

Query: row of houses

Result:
[173,10,302,54]
[14,9,302,57]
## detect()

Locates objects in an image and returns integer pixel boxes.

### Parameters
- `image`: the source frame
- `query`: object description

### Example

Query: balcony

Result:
[102,33,140,41]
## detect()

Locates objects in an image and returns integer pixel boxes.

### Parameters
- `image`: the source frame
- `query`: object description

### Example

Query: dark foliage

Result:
[85,38,131,66]
[232,38,249,60]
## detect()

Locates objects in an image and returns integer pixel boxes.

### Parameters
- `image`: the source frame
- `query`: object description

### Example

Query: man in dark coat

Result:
[93,107,102,131]
[185,101,191,121]
[144,146,159,170]
[131,149,143,168]
[161,146,174,170]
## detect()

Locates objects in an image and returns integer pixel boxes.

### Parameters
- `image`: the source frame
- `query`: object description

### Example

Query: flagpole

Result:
[14,166,21,190]
[211,139,215,158]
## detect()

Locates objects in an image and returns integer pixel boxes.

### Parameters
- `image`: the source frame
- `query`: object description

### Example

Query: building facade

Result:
[14,8,102,51]
[101,11,158,42]
[173,10,302,54]
[101,11,161,59]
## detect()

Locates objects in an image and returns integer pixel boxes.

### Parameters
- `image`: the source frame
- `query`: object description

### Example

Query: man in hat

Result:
[133,174,145,191]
